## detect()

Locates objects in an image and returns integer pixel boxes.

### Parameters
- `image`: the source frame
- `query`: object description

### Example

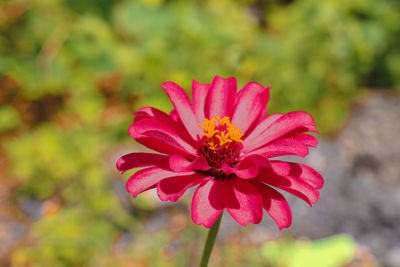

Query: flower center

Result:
[198,116,244,178]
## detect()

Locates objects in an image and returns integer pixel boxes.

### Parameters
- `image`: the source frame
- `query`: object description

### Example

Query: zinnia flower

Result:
[117,76,323,229]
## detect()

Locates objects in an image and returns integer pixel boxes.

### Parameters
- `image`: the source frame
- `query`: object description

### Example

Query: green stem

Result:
[199,213,223,267]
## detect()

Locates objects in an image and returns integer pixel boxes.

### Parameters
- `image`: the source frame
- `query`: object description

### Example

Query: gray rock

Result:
[277,93,400,267]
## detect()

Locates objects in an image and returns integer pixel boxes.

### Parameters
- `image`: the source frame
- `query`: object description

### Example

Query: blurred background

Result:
[1,0,400,266]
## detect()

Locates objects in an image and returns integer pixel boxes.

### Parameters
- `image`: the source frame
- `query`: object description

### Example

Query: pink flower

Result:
[117,76,323,229]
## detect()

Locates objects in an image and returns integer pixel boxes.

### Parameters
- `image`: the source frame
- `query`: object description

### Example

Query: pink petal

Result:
[221,154,273,180]
[157,173,207,202]
[271,161,324,190]
[243,108,269,136]
[248,138,310,158]
[207,76,237,118]
[256,168,320,206]
[161,81,203,140]
[126,167,194,197]
[129,118,196,158]
[191,179,224,228]
[221,161,258,179]
[134,107,173,124]
[244,111,316,153]
[258,108,269,121]
[251,180,292,230]
[243,154,272,168]
[229,167,258,180]
[231,82,270,134]
[294,134,318,147]
[223,178,263,226]
[169,109,178,121]
[237,153,272,165]
[192,80,210,123]
[134,107,193,144]
[169,154,210,172]
[116,153,169,173]
[244,113,283,143]
[133,106,167,122]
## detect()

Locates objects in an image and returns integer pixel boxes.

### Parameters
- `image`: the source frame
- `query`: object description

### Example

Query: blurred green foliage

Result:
[1,0,399,266]
[262,235,355,267]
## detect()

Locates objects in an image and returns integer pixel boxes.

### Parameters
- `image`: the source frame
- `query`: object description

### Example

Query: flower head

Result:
[117,76,324,229]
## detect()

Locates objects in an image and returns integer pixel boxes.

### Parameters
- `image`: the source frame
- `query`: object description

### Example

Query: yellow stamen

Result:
[198,116,244,150]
